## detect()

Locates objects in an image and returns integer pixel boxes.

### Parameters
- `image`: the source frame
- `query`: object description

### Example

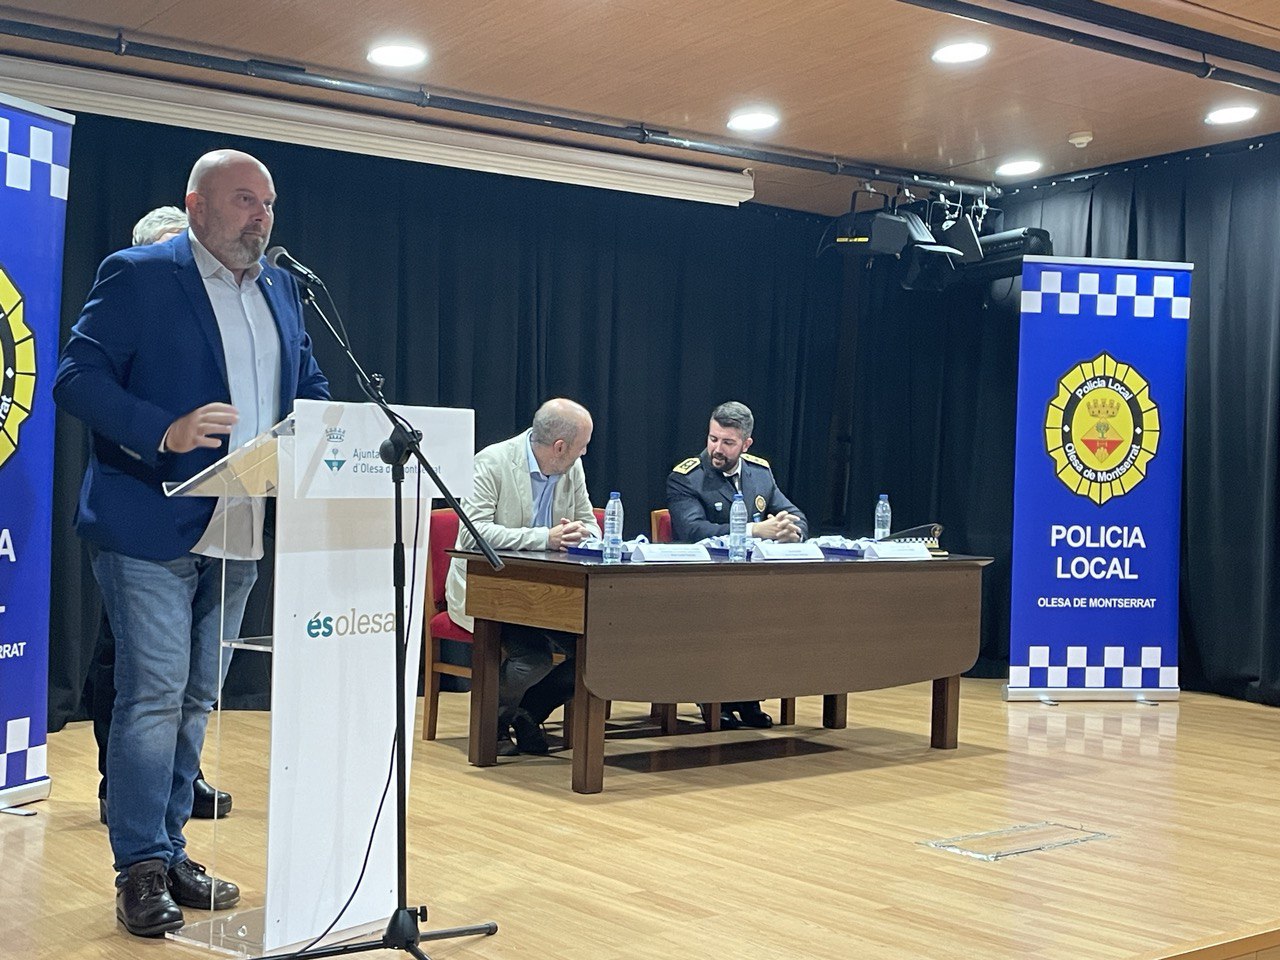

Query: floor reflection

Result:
[1006,703,1180,757]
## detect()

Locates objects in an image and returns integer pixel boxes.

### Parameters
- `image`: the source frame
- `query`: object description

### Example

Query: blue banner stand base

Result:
[0,777,51,810]
[1003,686,1179,702]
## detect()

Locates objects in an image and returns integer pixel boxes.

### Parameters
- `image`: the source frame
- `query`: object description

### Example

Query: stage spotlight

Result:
[834,209,962,259]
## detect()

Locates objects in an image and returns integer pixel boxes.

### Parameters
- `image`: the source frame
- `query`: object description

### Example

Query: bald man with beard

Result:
[55,149,329,937]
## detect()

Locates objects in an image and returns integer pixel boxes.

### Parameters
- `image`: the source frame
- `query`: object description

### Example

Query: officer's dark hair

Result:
[710,401,753,440]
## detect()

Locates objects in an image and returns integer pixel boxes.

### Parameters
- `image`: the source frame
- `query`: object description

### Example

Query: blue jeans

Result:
[91,548,257,877]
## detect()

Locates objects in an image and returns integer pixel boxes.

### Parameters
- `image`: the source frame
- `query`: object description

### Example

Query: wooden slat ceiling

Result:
[0,0,1276,214]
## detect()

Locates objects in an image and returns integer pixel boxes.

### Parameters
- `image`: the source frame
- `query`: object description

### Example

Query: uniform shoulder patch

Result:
[742,453,770,468]
[672,457,700,475]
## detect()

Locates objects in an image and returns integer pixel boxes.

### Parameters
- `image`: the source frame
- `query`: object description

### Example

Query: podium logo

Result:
[1044,351,1160,505]
[306,608,395,638]
[0,264,34,470]
[323,426,347,472]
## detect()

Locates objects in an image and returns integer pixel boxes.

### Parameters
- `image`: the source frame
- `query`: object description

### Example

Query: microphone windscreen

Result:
[265,246,286,268]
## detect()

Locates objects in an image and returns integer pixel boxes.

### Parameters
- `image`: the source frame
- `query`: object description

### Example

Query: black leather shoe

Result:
[191,775,232,820]
[717,710,742,730]
[511,712,549,755]
[116,859,184,937]
[497,725,520,757]
[737,702,774,729]
[166,859,240,910]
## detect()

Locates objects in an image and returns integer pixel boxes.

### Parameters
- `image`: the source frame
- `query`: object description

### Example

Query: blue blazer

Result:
[53,232,330,561]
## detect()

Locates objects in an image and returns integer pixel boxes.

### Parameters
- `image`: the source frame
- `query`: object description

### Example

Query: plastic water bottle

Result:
[729,492,748,562]
[874,494,892,540]
[603,491,624,564]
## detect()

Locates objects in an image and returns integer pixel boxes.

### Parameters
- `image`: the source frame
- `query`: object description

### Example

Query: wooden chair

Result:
[648,509,796,731]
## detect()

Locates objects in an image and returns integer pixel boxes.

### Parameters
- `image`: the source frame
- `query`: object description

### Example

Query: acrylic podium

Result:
[163,399,473,956]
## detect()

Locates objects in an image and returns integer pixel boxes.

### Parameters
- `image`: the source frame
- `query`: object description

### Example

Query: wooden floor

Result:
[4,680,1280,960]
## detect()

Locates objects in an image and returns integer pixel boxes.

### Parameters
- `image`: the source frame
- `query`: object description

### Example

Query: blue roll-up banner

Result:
[0,92,74,806]
[1007,256,1190,701]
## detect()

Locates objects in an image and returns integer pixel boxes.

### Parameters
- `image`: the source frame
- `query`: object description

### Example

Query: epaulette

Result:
[672,457,700,475]
[742,453,770,468]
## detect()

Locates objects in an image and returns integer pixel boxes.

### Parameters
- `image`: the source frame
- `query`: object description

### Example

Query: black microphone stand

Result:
[246,282,502,960]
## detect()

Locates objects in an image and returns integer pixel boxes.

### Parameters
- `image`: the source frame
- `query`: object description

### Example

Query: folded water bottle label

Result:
[751,541,825,561]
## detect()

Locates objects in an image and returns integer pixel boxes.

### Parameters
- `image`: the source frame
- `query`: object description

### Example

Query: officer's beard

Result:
[710,451,739,474]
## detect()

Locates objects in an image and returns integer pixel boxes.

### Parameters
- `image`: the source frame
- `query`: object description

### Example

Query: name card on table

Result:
[629,543,711,563]
[864,541,933,561]
[751,541,826,561]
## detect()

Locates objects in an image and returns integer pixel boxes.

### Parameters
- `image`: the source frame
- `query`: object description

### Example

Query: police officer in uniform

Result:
[666,400,808,729]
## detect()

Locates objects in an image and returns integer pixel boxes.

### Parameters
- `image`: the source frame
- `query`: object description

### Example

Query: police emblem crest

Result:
[754,494,766,514]
[1044,351,1159,505]
[0,263,33,469]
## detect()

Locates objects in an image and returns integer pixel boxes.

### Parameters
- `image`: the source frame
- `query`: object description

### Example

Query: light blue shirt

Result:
[188,231,281,561]
[525,430,560,528]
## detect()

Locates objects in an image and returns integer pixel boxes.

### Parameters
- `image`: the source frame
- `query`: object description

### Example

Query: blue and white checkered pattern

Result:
[0,118,69,201]
[0,717,47,788]
[1009,645,1178,690]
[1021,269,1190,320]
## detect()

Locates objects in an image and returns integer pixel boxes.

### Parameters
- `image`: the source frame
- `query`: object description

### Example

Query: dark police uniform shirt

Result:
[666,450,809,543]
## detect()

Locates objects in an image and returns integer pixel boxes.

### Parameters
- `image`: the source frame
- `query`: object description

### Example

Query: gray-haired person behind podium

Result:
[54,150,329,938]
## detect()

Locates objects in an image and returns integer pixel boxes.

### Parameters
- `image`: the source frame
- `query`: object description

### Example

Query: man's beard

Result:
[711,452,738,473]
[232,231,268,265]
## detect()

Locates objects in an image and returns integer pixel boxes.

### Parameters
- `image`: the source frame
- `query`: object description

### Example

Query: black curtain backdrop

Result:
[47,113,849,727]
[836,258,1015,676]
[837,139,1280,704]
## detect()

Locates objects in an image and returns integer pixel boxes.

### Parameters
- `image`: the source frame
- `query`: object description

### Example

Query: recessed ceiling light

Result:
[995,159,1042,178]
[1205,105,1258,125]
[727,109,779,133]
[367,44,428,68]
[931,42,989,64]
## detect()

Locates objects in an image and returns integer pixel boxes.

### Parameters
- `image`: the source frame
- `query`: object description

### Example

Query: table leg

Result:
[931,675,960,749]
[571,649,607,794]
[779,697,796,726]
[468,618,501,766]
[822,693,848,729]
[652,703,679,735]
[703,702,722,732]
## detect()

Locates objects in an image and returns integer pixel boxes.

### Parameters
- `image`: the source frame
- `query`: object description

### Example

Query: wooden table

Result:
[455,550,991,793]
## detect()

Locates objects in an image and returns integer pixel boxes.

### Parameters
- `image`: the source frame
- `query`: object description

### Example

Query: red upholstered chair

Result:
[643,510,680,733]
[650,508,672,544]
[648,509,796,731]
[591,507,609,723]
[421,509,471,740]
[421,507,608,741]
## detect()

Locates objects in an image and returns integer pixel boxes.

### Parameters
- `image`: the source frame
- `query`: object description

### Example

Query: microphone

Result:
[266,246,322,286]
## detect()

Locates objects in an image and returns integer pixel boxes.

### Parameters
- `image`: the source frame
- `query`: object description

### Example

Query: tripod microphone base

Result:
[264,907,497,960]
[382,905,498,949]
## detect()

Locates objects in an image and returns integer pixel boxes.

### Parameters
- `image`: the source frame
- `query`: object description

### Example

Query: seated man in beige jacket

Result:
[446,398,601,755]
